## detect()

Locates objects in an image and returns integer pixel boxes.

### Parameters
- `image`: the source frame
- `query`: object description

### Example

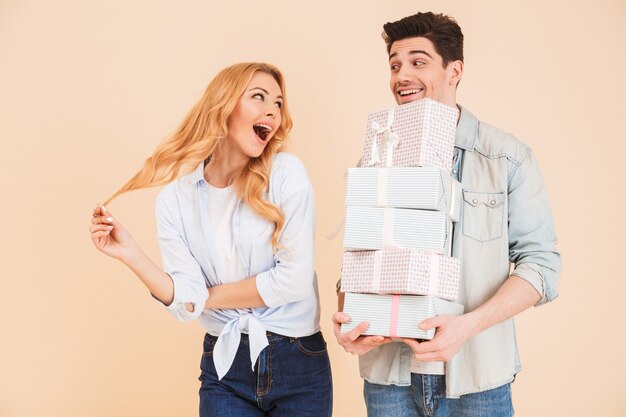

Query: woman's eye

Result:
[275,101,283,109]
[253,93,264,101]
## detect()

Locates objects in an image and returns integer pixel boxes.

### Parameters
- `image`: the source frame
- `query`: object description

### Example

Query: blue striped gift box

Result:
[343,206,452,254]
[345,167,462,222]
[341,293,464,339]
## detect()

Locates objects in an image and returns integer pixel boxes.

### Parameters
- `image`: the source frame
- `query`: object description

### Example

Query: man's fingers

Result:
[332,311,393,354]
[419,315,448,330]
[338,321,369,344]
[361,335,389,346]
[333,318,343,338]
[410,339,440,354]
[342,336,385,355]
[332,312,350,324]
[401,338,444,357]
[332,312,349,338]
[400,338,421,350]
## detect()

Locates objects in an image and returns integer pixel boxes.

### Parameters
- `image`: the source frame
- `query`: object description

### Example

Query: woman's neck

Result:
[203,146,248,188]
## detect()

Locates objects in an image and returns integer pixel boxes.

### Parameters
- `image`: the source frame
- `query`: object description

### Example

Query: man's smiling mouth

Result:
[399,88,424,96]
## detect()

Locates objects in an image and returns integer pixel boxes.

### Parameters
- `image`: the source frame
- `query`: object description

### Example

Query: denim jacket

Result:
[358,105,561,398]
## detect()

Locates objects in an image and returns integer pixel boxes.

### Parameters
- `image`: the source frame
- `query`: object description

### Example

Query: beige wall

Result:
[1,0,625,416]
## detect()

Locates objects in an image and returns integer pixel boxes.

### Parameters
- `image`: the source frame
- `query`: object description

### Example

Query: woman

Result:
[90,62,332,417]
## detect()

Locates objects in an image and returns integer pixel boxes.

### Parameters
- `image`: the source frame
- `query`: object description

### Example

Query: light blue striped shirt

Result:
[155,152,320,379]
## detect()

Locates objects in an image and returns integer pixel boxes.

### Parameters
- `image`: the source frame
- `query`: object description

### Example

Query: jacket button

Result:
[472,199,478,204]
[490,200,496,205]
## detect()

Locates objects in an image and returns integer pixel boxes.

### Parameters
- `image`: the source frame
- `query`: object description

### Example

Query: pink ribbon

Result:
[389,294,400,338]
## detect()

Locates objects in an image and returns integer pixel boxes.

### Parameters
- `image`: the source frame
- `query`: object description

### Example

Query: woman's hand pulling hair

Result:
[90,204,138,262]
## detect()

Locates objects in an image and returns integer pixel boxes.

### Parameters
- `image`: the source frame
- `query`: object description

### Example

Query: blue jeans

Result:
[364,374,514,417]
[198,331,332,417]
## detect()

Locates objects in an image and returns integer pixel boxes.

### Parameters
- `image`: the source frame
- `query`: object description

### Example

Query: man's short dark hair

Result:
[382,12,464,67]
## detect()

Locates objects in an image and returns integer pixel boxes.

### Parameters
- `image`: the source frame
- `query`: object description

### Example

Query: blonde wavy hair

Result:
[104,62,292,249]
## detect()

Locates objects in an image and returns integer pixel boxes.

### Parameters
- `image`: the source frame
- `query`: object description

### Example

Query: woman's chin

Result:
[245,147,266,159]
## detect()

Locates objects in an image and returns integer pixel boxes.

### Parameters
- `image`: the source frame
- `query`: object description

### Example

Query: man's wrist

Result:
[461,310,484,339]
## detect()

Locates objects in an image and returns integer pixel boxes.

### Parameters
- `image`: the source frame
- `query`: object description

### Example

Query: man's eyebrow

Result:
[247,87,283,100]
[389,50,433,61]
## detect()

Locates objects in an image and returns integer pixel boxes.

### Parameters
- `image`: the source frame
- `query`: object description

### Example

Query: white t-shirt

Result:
[206,182,250,314]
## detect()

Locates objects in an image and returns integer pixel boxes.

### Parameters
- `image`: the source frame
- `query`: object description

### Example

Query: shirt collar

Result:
[188,160,207,184]
[455,104,478,151]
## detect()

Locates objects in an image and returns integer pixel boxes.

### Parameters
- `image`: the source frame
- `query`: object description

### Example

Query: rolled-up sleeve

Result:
[155,188,208,321]
[255,160,316,308]
[507,148,561,305]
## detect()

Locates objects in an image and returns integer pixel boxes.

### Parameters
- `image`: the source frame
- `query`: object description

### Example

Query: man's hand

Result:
[401,314,477,362]
[332,312,392,355]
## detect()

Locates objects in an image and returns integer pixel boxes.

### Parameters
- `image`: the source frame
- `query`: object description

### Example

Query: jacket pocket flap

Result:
[463,190,504,208]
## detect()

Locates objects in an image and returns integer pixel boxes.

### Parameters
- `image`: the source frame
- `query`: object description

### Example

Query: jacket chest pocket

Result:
[462,190,505,242]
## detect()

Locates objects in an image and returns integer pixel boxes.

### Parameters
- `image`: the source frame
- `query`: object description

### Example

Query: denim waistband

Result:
[205,330,320,343]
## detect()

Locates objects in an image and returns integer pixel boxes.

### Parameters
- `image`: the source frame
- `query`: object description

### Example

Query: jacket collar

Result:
[455,104,478,151]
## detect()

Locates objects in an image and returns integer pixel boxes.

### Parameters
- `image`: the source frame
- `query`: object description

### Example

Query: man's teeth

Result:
[399,89,422,96]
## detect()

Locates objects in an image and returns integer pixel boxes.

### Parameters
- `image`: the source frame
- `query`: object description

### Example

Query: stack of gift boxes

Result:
[340,98,464,341]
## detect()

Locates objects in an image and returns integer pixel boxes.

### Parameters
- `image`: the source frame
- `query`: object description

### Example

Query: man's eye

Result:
[413,60,424,66]
[390,64,399,71]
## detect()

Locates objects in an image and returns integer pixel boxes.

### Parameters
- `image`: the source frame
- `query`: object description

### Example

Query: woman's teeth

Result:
[253,124,272,141]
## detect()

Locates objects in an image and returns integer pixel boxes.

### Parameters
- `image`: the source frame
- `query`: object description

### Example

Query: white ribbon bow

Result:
[370,109,400,167]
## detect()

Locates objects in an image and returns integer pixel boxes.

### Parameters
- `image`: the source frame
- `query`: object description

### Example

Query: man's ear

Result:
[448,60,464,86]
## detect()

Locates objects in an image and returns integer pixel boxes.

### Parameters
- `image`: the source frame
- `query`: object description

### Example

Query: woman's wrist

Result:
[118,242,144,266]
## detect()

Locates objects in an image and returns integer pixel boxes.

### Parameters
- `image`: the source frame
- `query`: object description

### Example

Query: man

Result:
[333,12,561,416]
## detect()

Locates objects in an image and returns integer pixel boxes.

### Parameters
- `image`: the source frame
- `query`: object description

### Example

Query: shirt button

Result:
[452,169,458,174]
[490,200,496,205]
[472,199,478,204]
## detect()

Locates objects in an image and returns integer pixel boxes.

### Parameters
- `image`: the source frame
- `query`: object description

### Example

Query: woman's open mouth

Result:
[253,123,273,142]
